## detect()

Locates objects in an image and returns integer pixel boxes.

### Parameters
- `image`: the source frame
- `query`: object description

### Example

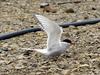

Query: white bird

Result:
[22,14,72,57]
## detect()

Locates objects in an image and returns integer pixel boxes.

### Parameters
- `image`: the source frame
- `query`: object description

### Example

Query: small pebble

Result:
[73,1,81,3]
[62,69,71,75]
[3,43,9,48]
[30,63,37,68]
[0,48,9,53]
[23,50,33,56]
[40,3,49,8]
[40,3,57,13]
[65,8,75,13]
[91,7,96,10]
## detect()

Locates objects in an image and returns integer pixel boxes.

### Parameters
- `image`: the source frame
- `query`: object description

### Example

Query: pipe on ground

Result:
[0,18,100,40]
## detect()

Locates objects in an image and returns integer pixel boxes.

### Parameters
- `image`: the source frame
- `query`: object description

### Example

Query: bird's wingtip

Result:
[33,13,37,18]
[32,13,41,23]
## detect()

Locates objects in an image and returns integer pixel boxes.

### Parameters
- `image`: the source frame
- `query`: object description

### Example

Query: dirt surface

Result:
[0,0,100,75]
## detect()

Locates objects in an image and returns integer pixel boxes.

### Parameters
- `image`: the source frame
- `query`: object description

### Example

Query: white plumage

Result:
[22,14,71,57]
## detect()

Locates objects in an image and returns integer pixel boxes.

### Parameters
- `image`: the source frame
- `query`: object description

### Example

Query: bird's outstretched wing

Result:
[34,14,63,49]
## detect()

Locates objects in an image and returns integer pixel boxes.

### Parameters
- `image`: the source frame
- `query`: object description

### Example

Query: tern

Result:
[22,14,72,57]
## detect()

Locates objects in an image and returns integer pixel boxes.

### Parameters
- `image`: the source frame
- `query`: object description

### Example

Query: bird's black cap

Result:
[63,39,72,44]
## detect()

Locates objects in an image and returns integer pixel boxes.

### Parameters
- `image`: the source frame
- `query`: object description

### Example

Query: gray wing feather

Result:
[34,14,63,49]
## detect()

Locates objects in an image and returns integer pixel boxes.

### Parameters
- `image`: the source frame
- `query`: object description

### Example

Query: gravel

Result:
[0,0,100,75]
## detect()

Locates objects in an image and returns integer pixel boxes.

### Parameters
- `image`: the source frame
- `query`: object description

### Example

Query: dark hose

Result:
[60,18,100,27]
[0,28,41,40]
[0,18,100,40]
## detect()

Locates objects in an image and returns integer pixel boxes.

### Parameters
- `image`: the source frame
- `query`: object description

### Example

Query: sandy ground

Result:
[0,0,100,75]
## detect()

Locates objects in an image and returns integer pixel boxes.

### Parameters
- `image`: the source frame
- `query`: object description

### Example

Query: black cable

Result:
[0,28,41,40]
[60,18,100,27]
[0,18,100,40]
